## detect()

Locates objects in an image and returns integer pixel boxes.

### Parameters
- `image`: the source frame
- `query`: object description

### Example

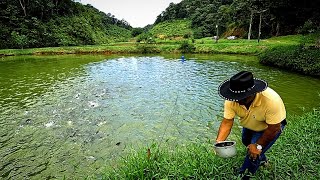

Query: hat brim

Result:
[218,78,268,101]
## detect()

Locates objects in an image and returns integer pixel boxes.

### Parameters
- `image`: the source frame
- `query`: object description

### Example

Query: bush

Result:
[178,40,196,53]
[132,28,144,37]
[135,44,160,54]
[11,31,29,49]
[136,32,153,43]
[297,20,319,34]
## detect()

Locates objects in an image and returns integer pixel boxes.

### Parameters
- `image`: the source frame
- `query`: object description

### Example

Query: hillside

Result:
[155,0,320,39]
[1,0,319,49]
[149,20,193,40]
[0,0,132,49]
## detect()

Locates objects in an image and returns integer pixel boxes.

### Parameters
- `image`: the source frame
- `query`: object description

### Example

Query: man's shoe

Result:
[233,166,245,176]
[242,174,252,180]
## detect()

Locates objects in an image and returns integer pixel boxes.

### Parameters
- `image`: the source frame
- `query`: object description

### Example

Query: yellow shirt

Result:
[224,87,286,131]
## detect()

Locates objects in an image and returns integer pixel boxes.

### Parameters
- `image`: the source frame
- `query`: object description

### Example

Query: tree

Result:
[18,0,28,16]
[132,28,144,37]
[0,0,132,49]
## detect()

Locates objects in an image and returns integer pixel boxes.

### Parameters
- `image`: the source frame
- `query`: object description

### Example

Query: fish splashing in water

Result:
[88,101,99,108]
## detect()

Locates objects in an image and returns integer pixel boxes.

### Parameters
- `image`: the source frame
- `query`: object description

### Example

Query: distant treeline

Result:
[1,0,319,50]
[0,0,133,49]
[155,0,320,38]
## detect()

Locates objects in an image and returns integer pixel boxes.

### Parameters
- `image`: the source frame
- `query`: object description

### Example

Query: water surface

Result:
[0,54,319,179]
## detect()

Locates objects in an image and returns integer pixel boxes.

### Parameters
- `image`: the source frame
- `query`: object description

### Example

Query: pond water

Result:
[0,54,319,179]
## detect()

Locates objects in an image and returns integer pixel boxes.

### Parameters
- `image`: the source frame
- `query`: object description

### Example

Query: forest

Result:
[0,0,319,49]
[0,0,132,49]
[155,0,320,38]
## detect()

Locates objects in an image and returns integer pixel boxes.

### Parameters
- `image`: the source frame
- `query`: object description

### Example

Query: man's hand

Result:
[247,144,262,160]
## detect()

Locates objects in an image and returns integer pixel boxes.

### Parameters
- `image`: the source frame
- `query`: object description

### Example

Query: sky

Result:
[78,0,183,28]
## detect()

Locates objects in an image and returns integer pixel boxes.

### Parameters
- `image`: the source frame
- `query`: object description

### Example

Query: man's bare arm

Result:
[256,123,281,148]
[216,118,234,142]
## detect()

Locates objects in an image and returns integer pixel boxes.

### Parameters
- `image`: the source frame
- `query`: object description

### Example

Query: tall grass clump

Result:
[101,109,320,179]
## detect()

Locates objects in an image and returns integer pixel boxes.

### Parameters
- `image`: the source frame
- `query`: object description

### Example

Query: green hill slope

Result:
[155,0,320,39]
[149,20,193,39]
[0,1,132,49]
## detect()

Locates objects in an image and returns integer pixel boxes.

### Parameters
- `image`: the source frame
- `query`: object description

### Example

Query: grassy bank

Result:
[259,45,320,77]
[0,34,308,57]
[1,34,318,77]
[100,109,320,179]
[258,33,320,77]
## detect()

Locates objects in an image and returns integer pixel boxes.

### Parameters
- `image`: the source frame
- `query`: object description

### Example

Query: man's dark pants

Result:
[239,119,287,174]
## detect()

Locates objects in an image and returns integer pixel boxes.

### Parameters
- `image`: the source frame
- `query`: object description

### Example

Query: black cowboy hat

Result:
[218,71,268,101]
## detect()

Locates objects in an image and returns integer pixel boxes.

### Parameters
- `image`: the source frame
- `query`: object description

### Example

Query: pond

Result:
[0,54,319,179]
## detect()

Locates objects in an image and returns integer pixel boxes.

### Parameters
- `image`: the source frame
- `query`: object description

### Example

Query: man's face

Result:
[238,94,255,105]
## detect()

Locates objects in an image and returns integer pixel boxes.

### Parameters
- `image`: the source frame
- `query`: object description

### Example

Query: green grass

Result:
[258,32,320,77]
[100,109,320,179]
[150,20,193,39]
[0,33,318,56]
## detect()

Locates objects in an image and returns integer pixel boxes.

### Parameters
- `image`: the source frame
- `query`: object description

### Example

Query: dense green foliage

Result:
[259,33,320,77]
[102,109,320,179]
[178,40,196,53]
[259,45,320,77]
[2,0,319,50]
[155,0,320,39]
[0,0,132,49]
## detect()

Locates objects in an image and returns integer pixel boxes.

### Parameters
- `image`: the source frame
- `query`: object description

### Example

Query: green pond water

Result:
[0,54,319,179]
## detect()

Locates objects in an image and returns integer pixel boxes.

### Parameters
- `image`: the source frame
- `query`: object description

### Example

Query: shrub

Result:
[11,31,29,49]
[178,40,196,53]
[136,32,153,43]
[297,20,318,34]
